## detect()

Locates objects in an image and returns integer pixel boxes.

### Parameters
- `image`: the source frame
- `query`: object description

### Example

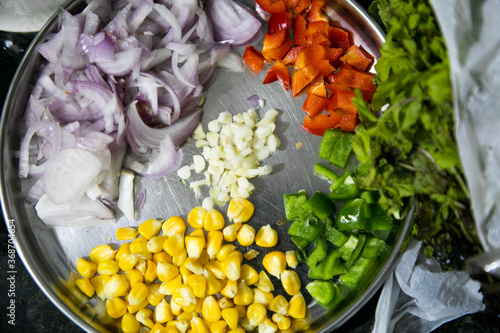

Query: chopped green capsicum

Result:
[288,217,325,249]
[336,198,367,232]
[306,237,329,269]
[283,190,311,220]
[302,191,336,220]
[329,172,360,200]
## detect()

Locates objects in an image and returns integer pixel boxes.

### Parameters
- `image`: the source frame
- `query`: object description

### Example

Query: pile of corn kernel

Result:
[75,198,306,333]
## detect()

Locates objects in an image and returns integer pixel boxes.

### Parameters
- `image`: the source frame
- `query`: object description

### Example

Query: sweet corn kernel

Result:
[76,258,97,278]
[256,271,274,293]
[136,307,155,329]
[233,280,253,306]
[198,249,210,266]
[262,251,286,279]
[255,225,278,247]
[204,209,225,231]
[138,218,162,240]
[220,279,238,299]
[188,206,207,229]
[236,224,255,246]
[122,312,141,333]
[116,227,138,241]
[288,292,306,319]
[106,297,127,318]
[150,322,166,333]
[207,231,223,260]
[234,305,247,318]
[115,243,132,262]
[246,303,267,326]
[167,320,188,333]
[97,259,119,276]
[227,198,254,223]
[183,257,204,275]
[204,260,225,280]
[271,313,291,331]
[127,282,149,306]
[194,297,204,314]
[240,316,257,332]
[243,249,259,261]
[170,298,184,316]
[240,264,259,285]
[90,244,116,264]
[90,275,110,300]
[165,327,181,333]
[204,270,223,295]
[155,298,175,323]
[221,308,239,330]
[285,250,298,269]
[210,320,228,333]
[220,252,242,281]
[187,274,207,298]
[172,285,196,307]
[124,269,144,287]
[217,297,234,310]
[267,295,288,315]
[172,249,188,267]
[135,259,147,275]
[147,235,168,254]
[163,233,185,257]
[147,283,165,306]
[216,244,237,261]
[119,254,144,272]
[177,311,195,322]
[104,274,130,299]
[227,328,246,333]
[185,228,206,259]
[162,216,187,236]
[76,278,95,297]
[127,298,149,314]
[159,274,183,295]
[144,260,158,285]
[252,288,274,307]
[130,237,152,260]
[223,223,242,242]
[202,295,221,322]
[258,316,278,333]
[154,252,173,265]
[281,270,301,296]
[179,265,193,284]
[191,316,209,333]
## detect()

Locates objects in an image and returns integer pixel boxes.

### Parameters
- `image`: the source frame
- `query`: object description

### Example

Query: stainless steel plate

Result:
[1,1,411,332]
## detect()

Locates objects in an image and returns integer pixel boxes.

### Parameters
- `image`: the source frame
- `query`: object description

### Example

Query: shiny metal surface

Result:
[0,0,411,332]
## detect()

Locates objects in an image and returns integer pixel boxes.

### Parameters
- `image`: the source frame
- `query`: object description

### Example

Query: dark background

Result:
[1,1,500,332]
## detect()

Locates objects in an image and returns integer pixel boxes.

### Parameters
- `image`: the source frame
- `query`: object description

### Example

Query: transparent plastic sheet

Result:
[371,0,500,331]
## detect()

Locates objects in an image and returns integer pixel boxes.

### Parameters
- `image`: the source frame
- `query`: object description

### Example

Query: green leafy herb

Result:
[353,0,481,269]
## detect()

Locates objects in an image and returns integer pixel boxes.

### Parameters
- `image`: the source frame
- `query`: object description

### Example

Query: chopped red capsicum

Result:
[268,12,293,34]
[283,45,308,65]
[328,27,351,50]
[294,49,310,70]
[302,92,329,118]
[263,60,291,91]
[335,111,359,132]
[306,0,328,23]
[328,65,375,92]
[308,74,327,97]
[293,14,308,45]
[341,45,374,71]
[285,0,311,14]
[255,0,287,14]
[291,65,320,97]
[303,112,342,136]
[262,29,292,60]
[308,43,335,76]
[243,46,265,73]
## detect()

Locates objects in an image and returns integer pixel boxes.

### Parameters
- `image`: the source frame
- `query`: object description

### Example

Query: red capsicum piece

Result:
[326,83,356,112]
[262,29,293,60]
[306,0,328,23]
[291,65,320,97]
[335,111,359,132]
[263,60,291,91]
[285,0,311,14]
[302,112,342,136]
[306,21,330,45]
[341,45,374,71]
[268,12,293,34]
[308,74,327,97]
[255,0,287,14]
[328,65,375,92]
[293,14,308,45]
[283,45,308,65]
[243,46,265,73]
[294,48,310,70]
[328,27,351,50]
[308,42,335,76]
[302,92,329,118]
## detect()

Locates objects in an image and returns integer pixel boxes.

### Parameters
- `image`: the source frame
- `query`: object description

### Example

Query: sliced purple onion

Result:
[247,94,260,107]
